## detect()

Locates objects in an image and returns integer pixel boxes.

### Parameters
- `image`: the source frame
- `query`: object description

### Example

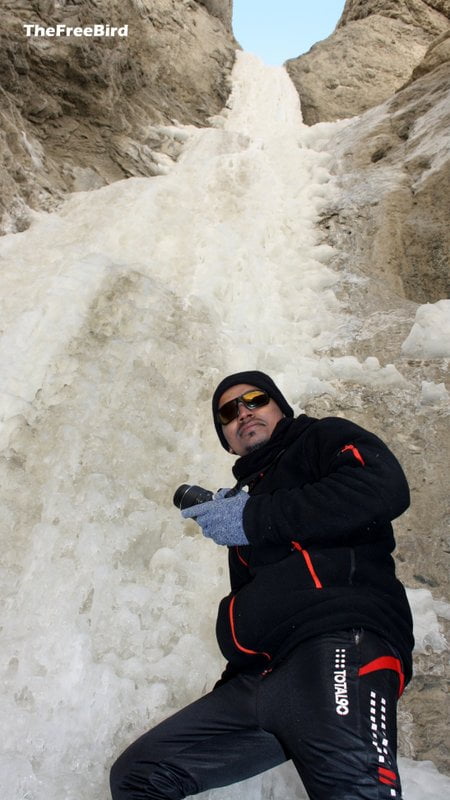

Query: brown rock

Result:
[325,59,450,304]
[0,0,237,234]
[409,27,450,78]
[285,0,450,125]
[196,0,233,30]
[338,0,449,30]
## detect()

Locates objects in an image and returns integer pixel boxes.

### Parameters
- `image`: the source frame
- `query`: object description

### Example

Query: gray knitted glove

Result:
[181,489,249,546]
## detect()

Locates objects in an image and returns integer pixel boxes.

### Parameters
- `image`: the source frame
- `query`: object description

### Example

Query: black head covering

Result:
[212,370,294,450]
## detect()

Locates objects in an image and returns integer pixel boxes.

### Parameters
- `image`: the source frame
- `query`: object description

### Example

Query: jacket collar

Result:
[232,414,316,486]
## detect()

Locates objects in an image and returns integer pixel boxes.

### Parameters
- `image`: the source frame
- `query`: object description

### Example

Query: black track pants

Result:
[110,629,405,800]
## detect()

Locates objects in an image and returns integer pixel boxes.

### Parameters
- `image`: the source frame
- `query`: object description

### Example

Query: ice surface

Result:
[399,757,450,800]
[0,52,449,799]
[406,588,449,653]
[402,300,450,358]
[419,380,450,409]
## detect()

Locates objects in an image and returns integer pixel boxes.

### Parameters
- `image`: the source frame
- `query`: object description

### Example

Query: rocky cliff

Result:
[286,0,450,125]
[0,0,236,234]
[323,46,450,306]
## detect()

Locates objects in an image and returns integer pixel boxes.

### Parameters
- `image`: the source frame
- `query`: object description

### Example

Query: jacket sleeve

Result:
[242,418,410,547]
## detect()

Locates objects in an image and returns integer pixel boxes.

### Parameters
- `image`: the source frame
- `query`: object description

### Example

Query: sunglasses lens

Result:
[217,391,269,425]
[217,400,238,425]
[241,390,269,408]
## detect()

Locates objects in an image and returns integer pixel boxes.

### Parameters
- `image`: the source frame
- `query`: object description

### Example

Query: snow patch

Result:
[402,300,450,358]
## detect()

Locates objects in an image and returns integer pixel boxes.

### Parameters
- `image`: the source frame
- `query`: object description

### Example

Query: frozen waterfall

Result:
[0,52,449,800]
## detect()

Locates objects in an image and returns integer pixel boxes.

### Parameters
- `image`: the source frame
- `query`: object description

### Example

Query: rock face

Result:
[325,54,450,305]
[0,0,237,234]
[312,39,450,771]
[286,0,450,125]
[196,0,233,29]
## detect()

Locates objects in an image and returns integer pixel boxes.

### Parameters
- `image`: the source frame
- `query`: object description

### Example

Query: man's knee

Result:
[110,747,197,800]
[110,750,135,800]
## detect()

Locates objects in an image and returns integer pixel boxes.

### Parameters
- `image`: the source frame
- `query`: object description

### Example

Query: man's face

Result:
[218,383,284,457]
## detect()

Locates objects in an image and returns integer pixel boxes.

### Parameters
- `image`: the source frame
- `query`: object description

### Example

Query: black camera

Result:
[173,484,214,511]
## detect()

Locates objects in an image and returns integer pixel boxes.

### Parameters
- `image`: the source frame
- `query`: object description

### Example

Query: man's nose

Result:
[237,400,252,420]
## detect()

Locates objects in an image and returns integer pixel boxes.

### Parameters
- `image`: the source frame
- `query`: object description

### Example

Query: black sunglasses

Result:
[217,390,270,425]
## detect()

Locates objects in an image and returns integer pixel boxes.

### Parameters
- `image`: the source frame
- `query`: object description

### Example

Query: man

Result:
[110,370,414,800]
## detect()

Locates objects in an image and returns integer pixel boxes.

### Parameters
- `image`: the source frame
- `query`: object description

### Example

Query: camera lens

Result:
[173,484,214,510]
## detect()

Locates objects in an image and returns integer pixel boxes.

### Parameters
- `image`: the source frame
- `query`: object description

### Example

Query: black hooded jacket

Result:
[215,414,414,685]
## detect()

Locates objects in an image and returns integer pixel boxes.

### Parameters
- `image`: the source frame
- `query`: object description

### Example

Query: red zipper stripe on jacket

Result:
[291,541,323,589]
[235,546,249,567]
[358,656,405,697]
[228,595,271,661]
[341,444,365,466]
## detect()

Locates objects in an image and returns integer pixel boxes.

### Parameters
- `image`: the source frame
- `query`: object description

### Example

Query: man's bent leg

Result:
[261,630,405,800]
[110,673,287,799]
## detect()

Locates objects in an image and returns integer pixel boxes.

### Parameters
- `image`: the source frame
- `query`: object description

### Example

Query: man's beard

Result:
[243,436,270,455]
